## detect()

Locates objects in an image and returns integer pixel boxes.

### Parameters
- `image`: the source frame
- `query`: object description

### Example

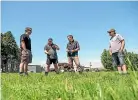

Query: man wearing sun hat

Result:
[107,28,127,74]
[19,27,32,76]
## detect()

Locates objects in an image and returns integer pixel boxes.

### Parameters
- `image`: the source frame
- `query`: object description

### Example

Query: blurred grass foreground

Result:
[1,71,138,100]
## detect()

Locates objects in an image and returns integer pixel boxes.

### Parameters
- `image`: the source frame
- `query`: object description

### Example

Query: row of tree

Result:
[1,31,20,72]
[101,49,138,71]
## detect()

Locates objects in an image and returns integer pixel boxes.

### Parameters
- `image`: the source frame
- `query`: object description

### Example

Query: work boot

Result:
[24,72,29,76]
[45,72,48,76]
[19,72,23,76]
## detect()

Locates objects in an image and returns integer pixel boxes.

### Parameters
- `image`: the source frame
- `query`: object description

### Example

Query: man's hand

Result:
[119,40,125,52]
[52,45,59,50]
[109,50,112,56]
[71,50,75,53]
[44,50,50,55]
[66,50,70,52]
[109,52,112,56]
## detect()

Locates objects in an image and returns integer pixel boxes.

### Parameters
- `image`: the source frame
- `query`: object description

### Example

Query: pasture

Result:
[1,72,138,100]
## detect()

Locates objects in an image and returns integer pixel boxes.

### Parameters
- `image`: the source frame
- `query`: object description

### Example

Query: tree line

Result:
[101,49,138,71]
[1,31,20,72]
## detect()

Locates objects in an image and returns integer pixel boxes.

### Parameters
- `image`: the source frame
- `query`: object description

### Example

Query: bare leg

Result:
[46,65,50,72]
[24,62,28,73]
[19,62,24,73]
[68,57,73,71]
[54,64,58,71]
[45,64,50,76]
[117,66,122,74]
[122,64,127,73]
[54,64,59,74]
[73,57,81,72]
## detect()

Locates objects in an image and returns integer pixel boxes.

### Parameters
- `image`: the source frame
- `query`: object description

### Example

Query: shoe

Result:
[78,67,83,74]
[122,72,129,75]
[19,72,23,76]
[56,71,60,74]
[24,72,29,76]
[45,72,48,76]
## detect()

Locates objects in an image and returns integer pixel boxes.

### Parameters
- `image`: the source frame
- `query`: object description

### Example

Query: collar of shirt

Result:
[69,40,75,44]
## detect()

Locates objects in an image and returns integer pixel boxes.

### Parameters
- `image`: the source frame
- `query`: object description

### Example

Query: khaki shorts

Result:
[21,50,32,63]
[68,56,80,68]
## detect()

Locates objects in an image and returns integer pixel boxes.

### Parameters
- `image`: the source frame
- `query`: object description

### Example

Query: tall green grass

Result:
[1,71,138,100]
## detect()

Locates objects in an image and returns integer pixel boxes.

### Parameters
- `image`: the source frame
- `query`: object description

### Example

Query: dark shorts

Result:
[46,58,58,65]
[112,51,125,67]
[21,50,32,63]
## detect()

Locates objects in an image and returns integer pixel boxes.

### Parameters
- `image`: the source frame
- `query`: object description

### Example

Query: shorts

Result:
[46,58,58,65]
[112,51,125,67]
[21,50,32,63]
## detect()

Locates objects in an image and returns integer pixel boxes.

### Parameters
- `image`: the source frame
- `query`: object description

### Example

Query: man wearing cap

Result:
[107,28,127,74]
[44,38,60,75]
[19,27,32,76]
[66,35,83,73]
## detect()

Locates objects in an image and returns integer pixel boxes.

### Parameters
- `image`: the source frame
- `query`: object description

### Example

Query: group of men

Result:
[19,27,127,76]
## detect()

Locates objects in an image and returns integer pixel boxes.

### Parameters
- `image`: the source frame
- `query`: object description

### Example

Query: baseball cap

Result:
[48,38,53,41]
[107,28,116,33]
[25,27,32,31]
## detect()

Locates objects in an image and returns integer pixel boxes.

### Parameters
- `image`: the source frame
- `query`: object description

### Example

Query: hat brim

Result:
[107,31,111,33]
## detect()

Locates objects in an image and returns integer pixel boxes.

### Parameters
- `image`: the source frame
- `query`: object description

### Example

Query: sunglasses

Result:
[48,40,52,42]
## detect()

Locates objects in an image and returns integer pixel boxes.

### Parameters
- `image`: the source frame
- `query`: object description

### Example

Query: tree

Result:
[101,49,138,71]
[1,31,20,72]
[101,49,113,70]
[125,51,138,71]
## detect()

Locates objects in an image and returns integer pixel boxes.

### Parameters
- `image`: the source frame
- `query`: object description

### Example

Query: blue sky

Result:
[1,1,138,67]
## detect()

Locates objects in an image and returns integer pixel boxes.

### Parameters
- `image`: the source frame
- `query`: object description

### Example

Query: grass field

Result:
[1,72,138,100]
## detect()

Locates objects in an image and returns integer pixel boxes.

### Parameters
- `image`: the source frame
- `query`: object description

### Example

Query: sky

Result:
[1,1,138,67]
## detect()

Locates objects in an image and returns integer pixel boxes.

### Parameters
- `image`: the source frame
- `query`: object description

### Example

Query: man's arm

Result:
[44,45,49,55]
[44,50,49,54]
[21,41,27,51]
[55,44,60,50]
[118,34,125,52]
[20,35,27,51]
[72,41,80,52]
[109,44,112,56]
[120,40,125,52]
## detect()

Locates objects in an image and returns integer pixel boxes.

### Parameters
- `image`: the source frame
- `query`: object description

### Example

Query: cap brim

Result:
[107,31,111,33]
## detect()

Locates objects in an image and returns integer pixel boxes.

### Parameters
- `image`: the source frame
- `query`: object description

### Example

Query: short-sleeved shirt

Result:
[44,44,58,59]
[20,34,31,51]
[109,34,124,53]
[67,40,80,57]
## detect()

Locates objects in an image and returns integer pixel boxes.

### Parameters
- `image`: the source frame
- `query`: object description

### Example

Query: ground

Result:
[1,72,138,100]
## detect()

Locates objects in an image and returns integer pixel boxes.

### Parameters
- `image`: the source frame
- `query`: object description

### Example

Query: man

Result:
[44,38,60,75]
[19,27,32,76]
[66,35,83,73]
[108,28,127,74]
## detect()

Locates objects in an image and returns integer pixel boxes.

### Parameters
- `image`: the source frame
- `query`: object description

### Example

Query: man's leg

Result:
[73,56,82,72]
[53,59,59,74]
[68,57,73,71]
[122,65,127,73]
[118,52,127,74]
[112,53,122,74]
[19,62,24,75]
[117,66,122,74]
[45,58,51,75]
[24,62,29,75]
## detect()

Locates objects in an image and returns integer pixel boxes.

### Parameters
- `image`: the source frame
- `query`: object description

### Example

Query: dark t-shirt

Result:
[67,40,80,57]
[20,34,31,51]
[44,44,58,59]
